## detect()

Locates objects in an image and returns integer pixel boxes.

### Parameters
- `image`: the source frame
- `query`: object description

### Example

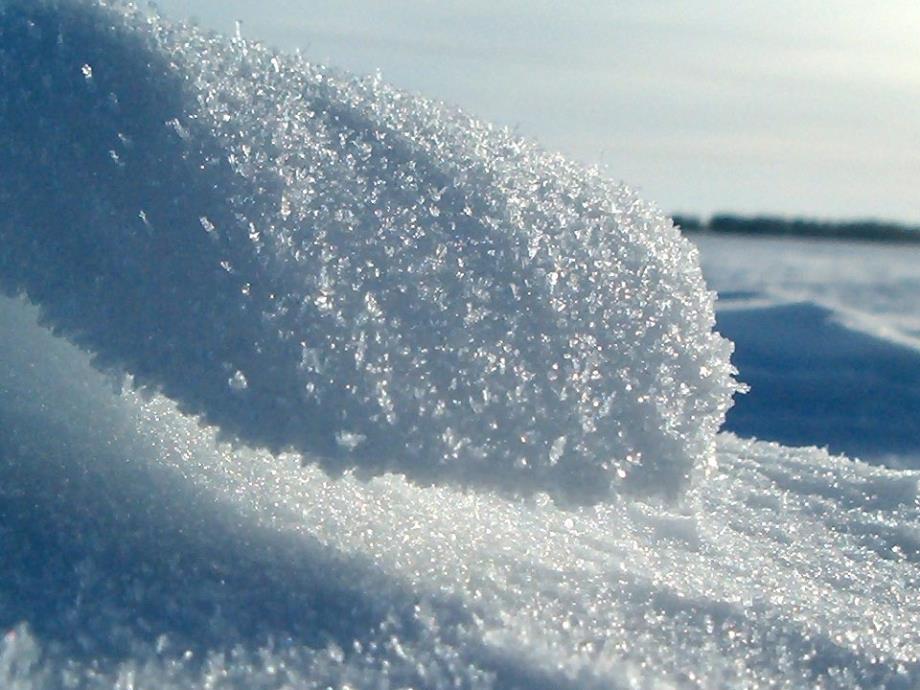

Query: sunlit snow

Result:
[0,1,918,689]
[2,292,919,689]
[0,0,737,504]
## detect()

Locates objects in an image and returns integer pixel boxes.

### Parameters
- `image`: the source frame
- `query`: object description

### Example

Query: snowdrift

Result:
[2,2,919,688]
[718,300,920,459]
[2,292,919,689]
[0,0,736,503]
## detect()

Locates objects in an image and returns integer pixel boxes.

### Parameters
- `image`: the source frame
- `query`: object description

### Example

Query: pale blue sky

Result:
[155,0,920,223]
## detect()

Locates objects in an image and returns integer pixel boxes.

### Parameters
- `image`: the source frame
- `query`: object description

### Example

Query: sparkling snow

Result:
[1,295,919,689]
[0,1,918,689]
[0,0,737,504]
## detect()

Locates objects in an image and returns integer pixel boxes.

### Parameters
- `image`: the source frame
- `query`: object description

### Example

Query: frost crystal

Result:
[228,370,248,391]
[0,0,739,503]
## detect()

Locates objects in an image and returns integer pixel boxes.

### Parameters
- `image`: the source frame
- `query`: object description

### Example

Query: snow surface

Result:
[0,0,737,504]
[2,293,920,689]
[1,1,919,689]
[696,235,920,466]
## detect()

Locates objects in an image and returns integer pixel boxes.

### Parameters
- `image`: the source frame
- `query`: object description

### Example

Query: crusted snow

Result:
[0,0,737,503]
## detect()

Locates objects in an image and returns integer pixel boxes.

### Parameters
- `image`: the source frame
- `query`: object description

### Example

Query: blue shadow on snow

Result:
[717,301,920,465]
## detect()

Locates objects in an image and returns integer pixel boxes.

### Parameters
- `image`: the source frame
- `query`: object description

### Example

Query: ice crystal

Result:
[0,0,738,503]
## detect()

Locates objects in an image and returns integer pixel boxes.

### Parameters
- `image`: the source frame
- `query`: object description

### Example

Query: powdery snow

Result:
[0,0,736,504]
[1,294,919,689]
[1,2,918,689]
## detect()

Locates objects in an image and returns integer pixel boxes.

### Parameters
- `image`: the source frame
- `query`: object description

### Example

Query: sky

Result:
[154,0,920,223]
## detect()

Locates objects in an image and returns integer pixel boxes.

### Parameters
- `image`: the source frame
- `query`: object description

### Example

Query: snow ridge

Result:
[0,0,737,503]
[1,294,919,689]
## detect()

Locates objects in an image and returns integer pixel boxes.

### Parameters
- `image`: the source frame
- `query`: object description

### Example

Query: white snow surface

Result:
[696,234,920,351]
[2,294,920,689]
[1,2,919,689]
[0,0,737,504]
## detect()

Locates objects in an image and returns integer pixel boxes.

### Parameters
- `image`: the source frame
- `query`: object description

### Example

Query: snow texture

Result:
[2,294,919,689]
[0,0,737,504]
[3,2,918,688]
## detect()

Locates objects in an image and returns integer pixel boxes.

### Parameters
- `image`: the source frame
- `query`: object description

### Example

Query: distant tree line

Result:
[672,213,920,244]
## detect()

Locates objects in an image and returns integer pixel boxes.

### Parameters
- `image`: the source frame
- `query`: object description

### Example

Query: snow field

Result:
[695,234,920,464]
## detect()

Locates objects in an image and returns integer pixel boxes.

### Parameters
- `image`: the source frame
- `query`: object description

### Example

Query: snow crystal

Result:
[0,0,738,504]
[1,294,918,689]
[228,369,248,391]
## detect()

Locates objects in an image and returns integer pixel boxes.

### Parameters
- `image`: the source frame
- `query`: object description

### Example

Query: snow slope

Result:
[696,235,920,466]
[0,0,736,504]
[0,2,918,688]
[2,293,920,689]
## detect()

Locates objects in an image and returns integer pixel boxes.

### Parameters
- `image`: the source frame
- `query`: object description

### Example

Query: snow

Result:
[696,234,920,349]
[696,234,920,467]
[0,0,737,504]
[2,294,919,688]
[1,1,919,688]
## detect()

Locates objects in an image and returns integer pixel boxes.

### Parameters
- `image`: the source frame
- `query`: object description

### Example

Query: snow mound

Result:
[2,294,919,689]
[0,0,736,502]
